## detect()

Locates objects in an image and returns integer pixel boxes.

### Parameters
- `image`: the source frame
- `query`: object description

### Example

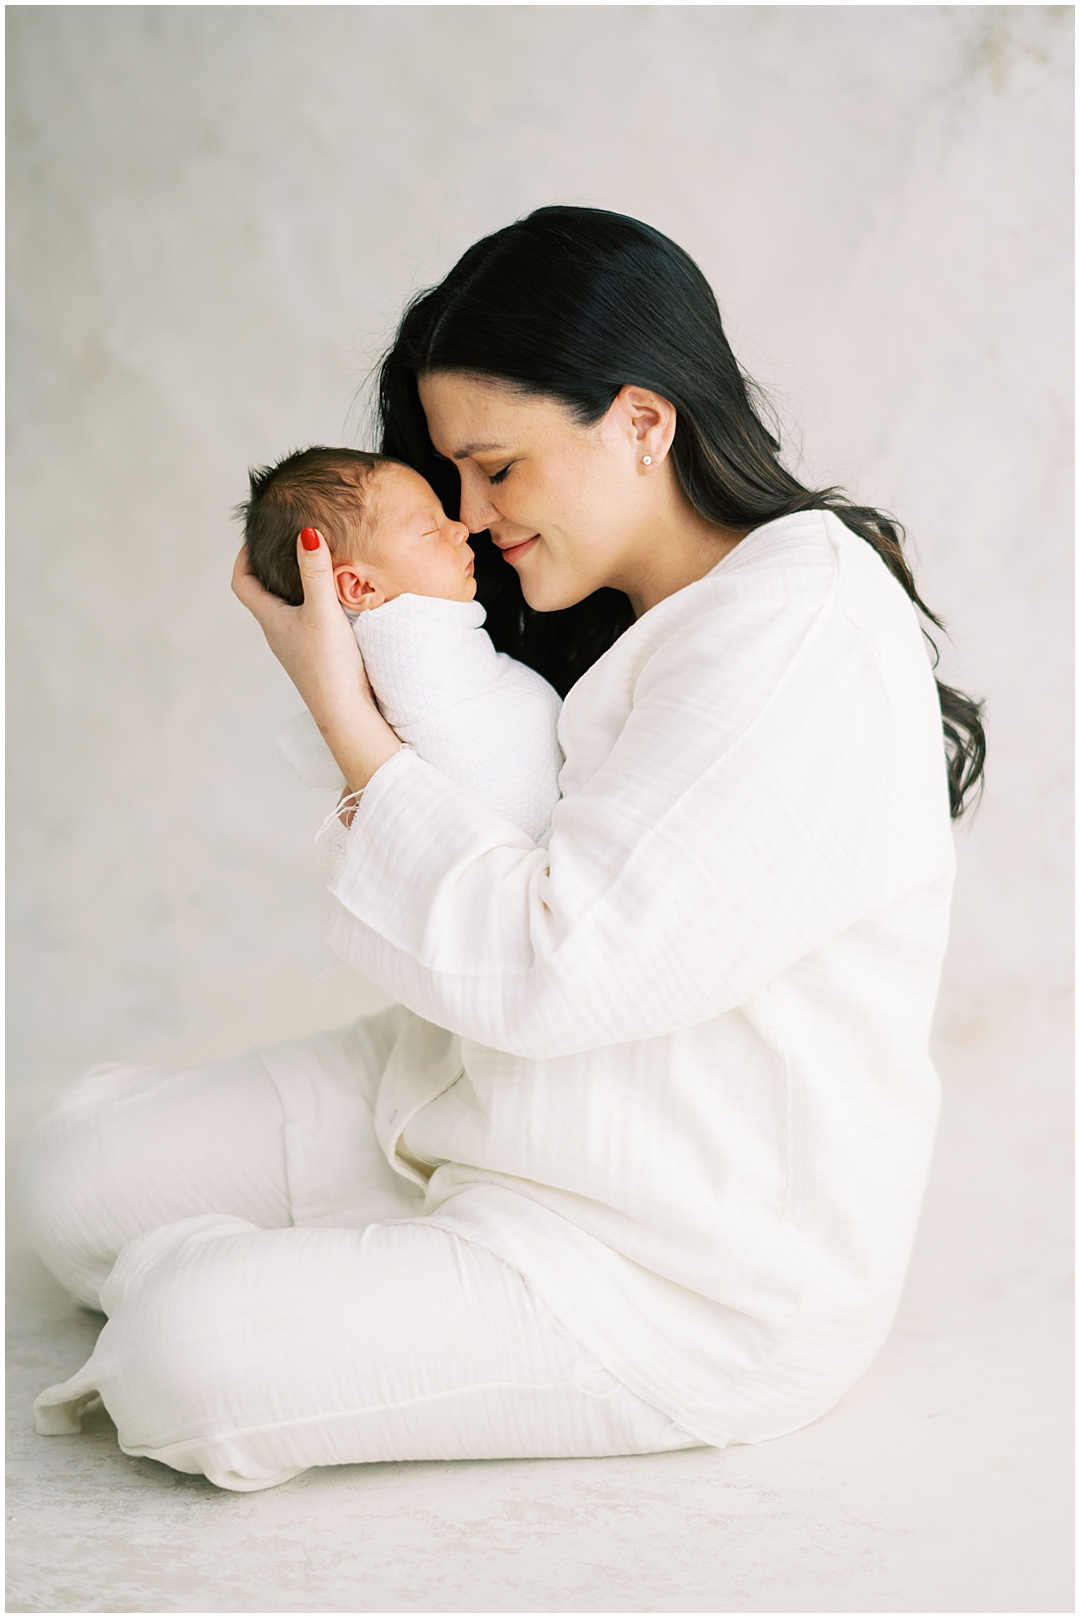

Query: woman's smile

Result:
[495,534,539,565]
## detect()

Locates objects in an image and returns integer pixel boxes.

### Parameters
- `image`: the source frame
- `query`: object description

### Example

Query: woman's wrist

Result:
[319,701,402,794]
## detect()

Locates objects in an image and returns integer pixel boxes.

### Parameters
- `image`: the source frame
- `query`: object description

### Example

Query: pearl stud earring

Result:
[642,455,653,466]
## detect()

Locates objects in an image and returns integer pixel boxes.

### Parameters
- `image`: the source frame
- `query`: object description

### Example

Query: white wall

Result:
[8,5,1072,1106]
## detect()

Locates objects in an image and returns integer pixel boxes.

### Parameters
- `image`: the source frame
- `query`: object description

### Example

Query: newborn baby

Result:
[241,446,563,843]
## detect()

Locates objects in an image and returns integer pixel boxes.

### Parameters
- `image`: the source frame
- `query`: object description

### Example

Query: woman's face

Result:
[417,371,671,614]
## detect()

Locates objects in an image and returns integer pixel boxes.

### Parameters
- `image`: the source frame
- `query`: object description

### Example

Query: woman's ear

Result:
[333,562,386,612]
[611,384,677,468]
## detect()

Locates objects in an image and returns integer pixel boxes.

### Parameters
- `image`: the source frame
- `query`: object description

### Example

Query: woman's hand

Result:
[232,530,402,793]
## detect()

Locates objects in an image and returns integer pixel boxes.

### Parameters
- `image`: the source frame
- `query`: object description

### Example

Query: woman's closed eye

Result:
[487,464,514,485]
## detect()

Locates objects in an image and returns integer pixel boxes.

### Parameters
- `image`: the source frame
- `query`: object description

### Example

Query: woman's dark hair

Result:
[378,205,985,818]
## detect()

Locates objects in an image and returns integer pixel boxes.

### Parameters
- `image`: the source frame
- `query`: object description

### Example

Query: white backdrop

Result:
[8,5,1072,1109]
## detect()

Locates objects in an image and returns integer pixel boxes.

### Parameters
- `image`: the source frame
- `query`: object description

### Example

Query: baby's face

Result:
[334,464,476,612]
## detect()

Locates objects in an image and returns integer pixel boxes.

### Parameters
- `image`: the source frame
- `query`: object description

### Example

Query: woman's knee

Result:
[97,1216,266,1435]
[91,1219,387,1453]
[16,1066,148,1308]
[36,1215,270,1458]
[17,1053,292,1310]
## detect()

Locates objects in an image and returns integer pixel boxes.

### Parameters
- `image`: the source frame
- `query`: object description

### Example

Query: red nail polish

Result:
[300,528,320,551]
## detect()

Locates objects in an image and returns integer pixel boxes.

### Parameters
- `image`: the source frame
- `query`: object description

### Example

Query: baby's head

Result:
[240,447,475,611]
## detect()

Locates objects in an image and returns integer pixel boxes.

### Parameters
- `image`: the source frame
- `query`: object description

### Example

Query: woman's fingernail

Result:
[300,528,320,551]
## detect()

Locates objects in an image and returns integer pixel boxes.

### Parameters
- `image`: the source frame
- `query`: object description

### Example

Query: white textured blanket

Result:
[277,594,563,843]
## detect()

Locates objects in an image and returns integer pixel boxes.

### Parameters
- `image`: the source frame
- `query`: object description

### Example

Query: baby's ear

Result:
[333,562,385,611]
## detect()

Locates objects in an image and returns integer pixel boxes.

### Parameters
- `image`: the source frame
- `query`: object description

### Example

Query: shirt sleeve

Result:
[326,594,896,1059]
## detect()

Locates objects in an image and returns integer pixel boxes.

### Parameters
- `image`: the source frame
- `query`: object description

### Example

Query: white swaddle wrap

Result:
[277,594,564,844]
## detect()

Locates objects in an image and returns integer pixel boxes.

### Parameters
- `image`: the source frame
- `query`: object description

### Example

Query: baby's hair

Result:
[237,446,400,605]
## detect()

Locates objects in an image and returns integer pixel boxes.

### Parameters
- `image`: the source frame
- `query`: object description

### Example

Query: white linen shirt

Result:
[325,509,956,1446]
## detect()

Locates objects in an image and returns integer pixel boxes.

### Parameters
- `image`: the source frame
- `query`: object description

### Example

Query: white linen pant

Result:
[19,1013,699,1492]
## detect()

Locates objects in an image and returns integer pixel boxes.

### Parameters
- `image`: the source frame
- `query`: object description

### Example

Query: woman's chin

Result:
[520,580,573,613]
[517,564,589,614]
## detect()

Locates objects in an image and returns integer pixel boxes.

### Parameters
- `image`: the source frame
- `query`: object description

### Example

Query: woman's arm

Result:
[324,595,913,1059]
[231,532,402,792]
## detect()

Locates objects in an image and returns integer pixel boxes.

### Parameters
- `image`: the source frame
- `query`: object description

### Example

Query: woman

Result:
[22,207,984,1492]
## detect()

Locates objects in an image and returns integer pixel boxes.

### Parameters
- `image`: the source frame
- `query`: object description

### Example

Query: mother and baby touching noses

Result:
[21,207,985,1492]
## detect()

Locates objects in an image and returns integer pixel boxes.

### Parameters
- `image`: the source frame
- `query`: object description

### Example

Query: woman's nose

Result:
[457,470,500,534]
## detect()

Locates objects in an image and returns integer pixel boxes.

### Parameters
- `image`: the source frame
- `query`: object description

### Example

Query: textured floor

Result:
[7,1009,1072,1615]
